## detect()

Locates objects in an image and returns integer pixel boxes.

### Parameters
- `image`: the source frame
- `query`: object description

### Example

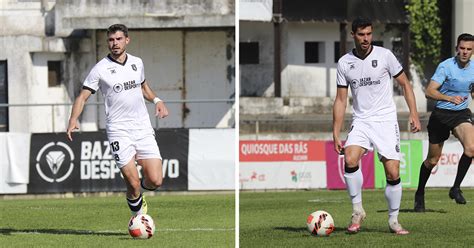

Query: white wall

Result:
[239,21,274,97]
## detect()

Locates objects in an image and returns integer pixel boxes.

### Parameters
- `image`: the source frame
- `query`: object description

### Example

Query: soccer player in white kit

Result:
[332,17,421,235]
[67,24,169,216]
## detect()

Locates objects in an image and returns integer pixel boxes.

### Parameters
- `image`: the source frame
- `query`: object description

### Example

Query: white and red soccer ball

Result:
[306,210,335,236]
[128,214,156,239]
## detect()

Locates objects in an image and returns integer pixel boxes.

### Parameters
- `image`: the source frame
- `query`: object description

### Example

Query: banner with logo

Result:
[325,141,375,189]
[424,140,474,187]
[239,140,326,189]
[27,129,188,193]
[374,140,423,188]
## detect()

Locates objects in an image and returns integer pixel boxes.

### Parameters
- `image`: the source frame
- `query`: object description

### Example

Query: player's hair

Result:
[456,33,474,47]
[107,24,129,37]
[351,17,372,33]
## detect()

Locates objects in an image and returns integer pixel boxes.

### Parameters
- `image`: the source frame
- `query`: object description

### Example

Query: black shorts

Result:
[427,107,473,144]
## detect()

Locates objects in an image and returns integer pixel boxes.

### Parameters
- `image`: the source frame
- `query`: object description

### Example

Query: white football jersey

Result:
[336,46,403,121]
[82,53,152,133]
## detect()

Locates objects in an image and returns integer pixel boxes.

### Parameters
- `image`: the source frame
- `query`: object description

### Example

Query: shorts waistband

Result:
[434,107,468,113]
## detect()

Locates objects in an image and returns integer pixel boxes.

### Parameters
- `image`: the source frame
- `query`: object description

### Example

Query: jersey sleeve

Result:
[336,61,348,88]
[82,65,100,94]
[431,62,447,84]
[140,59,146,84]
[386,50,403,78]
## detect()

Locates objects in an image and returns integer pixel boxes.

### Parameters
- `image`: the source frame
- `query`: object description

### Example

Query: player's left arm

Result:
[395,72,421,133]
[141,80,169,118]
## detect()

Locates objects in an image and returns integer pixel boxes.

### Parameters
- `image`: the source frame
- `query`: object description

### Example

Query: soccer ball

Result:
[306,210,335,236]
[128,214,156,239]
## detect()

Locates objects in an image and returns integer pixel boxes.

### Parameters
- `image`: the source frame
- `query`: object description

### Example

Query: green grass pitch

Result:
[0,193,234,248]
[240,189,474,247]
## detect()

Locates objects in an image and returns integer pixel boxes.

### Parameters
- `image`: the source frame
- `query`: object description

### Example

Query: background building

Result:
[0,0,235,132]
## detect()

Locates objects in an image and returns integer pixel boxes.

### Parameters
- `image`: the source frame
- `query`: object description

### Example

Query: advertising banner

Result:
[374,140,423,188]
[240,140,325,162]
[240,161,327,189]
[239,140,326,190]
[424,139,474,187]
[27,129,188,193]
[325,141,374,189]
[188,129,235,190]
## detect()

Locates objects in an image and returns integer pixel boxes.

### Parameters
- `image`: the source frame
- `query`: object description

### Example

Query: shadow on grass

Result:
[0,228,127,236]
[376,208,448,213]
[274,226,386,235]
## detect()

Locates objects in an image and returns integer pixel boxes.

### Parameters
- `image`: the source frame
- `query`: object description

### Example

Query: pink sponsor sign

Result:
[325,141,375,189]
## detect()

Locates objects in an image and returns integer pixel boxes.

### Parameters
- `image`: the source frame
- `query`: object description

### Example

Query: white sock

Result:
[344,167,364,213]
[385,181,402,223]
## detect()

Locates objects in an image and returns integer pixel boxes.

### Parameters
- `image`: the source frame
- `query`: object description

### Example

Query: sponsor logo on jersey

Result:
[349,63,355,70]
[113,83,123,93]
[351,77,381,89]
[351,79,359,89]
[372,60,378,68]
[124,80,139,90]
[131,64,137,71]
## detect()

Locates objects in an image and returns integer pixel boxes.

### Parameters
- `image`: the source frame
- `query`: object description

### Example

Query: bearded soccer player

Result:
[333,17,421,235]
[414,33,474,211]
[67,24,169,216]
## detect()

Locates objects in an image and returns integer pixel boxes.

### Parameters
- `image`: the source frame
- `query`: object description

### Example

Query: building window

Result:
[48,61,62,87]
[334,41,354,63]
[305,42,324,63]
[0,60,8,132]
[240,42,259,64]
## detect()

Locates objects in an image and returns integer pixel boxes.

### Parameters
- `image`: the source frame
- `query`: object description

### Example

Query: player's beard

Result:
[110,47,125,58]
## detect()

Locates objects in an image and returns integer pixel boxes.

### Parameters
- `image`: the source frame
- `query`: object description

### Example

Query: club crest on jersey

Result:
[131,64,137,71]
[372,60,378,68]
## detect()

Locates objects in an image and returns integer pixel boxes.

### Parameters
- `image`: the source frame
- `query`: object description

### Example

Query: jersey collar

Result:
[352,45,373,60]
[107,53,128,66]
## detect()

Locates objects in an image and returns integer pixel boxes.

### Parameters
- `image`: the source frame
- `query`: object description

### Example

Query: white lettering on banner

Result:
[241,143,278,156]
[81,141,92,159]
[241,142,308,156]
[80,160,119,179]
[162,159,180,178]
[80,141,121,180]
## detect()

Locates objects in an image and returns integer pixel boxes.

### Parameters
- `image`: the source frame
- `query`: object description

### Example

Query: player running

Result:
[67,24,169,216]
[333,17,421,235]
[414,33,474,211]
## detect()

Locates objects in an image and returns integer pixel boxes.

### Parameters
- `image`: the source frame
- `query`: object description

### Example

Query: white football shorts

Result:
[107,128,162,168]
[344,120,401,161]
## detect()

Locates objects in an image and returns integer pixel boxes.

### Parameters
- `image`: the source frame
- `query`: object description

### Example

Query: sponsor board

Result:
[27,129,188,193]
[325,141,375,189]
[239,162,327,189]
[240,140,325,162]
[423,140,474,187]
[374,140,423,188]
[239,140,326,190]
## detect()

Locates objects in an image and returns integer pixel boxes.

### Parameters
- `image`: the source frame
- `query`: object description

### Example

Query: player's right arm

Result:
[67,89,92,141]
[425,80,465,105]
[332,86,348,154]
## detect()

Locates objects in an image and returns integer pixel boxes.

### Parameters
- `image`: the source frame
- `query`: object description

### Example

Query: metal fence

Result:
[0,99,235,132]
